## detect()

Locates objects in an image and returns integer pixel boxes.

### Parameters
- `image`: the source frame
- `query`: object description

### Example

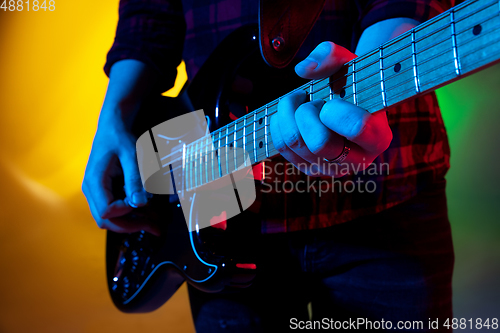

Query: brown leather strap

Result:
[259,0,326,69]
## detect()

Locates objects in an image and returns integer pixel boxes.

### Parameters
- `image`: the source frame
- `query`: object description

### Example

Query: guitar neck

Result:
[182,0,500,192]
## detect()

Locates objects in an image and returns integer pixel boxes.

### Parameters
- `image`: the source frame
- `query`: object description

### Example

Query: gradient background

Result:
[0,1,499,332]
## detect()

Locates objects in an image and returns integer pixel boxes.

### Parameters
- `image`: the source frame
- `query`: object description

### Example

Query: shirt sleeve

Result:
[357,0,455,32]
[104,0,186,93]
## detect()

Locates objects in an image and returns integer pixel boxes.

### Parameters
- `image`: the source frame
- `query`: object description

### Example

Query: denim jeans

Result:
[188,179,454,332]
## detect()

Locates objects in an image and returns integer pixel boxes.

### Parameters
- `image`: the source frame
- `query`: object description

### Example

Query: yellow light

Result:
[0,6,187,199]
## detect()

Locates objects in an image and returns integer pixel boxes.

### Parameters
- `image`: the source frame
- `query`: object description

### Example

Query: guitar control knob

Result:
[271,36,285,51]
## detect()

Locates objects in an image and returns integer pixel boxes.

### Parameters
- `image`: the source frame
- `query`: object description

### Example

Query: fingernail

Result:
[296,58,318,71]
[132,191,148,206]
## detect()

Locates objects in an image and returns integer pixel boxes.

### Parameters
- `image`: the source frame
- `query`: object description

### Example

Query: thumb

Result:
[120,149,150,208]
[295,42,357,80]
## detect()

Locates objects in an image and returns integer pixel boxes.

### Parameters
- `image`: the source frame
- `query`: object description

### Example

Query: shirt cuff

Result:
[104,47,178,93]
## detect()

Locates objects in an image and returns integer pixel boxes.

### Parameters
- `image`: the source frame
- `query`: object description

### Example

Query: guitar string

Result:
[297,12,500,107]
[343,0,497,82]
[179,54,500,187]
[329,13,500,101]
[163,21,500,172]
[156,14,500,187]
[351,24,500,110]
[336,24,500,108]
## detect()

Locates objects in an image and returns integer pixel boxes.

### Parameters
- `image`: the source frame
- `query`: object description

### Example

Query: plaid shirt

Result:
[105,0,453,233]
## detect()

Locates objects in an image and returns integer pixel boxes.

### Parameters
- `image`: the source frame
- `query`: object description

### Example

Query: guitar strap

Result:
[259,0,326,68]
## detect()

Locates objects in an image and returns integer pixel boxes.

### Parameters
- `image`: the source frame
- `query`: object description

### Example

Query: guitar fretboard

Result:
[168,0,500,193]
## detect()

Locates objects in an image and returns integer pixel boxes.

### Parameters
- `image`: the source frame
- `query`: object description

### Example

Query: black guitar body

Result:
[105,24,308,313]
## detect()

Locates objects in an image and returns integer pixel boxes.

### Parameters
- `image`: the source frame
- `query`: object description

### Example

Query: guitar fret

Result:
[212,132,217,180]
[264,106,269,158]
[198,140,202,186]
[217,132,222,177]
[210,133,215,181]
[199,141,202,185]
[225,126,229,175]
[243,116,247,167]
[184,145,188,191]
[253,113,257,162]
[450,9,462,76]
[411,30,421,93]
[210,133,215,182]
[193,144,197,189]
[352,61,357,105]
[198,141,201,186]
[202,140,206,185]
[205,136,209,184]
[188,144,192,191]
[309,81,314,101]
[191,144,195,191]
[233,122,237,170]
[195,141,199,187]
[379,46,387,108]
[191,144,195,190]
[235,119,244,168]
[185,144,189,191]
[197,141,201,186]
[182,143,186,194]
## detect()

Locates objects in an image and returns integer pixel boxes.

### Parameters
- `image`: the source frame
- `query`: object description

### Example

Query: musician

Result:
[83,0,455,331]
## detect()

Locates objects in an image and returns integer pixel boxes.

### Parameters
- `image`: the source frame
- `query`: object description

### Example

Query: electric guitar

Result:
[106,0,500,313]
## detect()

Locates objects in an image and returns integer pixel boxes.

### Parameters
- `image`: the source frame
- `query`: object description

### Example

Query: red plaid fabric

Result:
[259,93,450,233]
[105,0,453,233]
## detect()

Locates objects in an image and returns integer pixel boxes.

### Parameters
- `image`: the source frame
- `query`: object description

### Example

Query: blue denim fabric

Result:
[188,180,454,332]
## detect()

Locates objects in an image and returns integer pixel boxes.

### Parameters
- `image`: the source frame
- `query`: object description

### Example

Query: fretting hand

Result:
[270,42,393,177]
